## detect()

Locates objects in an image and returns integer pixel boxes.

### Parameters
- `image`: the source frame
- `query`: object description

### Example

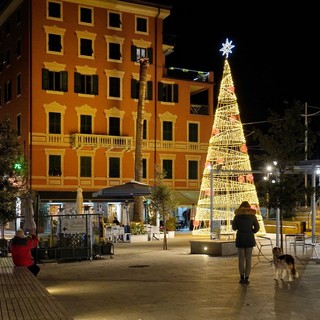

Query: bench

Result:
[0,257,73,320]
[190,240,237,256]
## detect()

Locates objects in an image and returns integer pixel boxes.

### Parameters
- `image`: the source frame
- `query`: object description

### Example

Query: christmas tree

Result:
[193,39,266,237]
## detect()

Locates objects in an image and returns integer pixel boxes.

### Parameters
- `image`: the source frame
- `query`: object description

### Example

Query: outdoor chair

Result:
[255,235,273,262]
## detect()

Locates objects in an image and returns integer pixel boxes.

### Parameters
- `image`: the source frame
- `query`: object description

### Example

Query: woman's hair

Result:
[239,201,251,208]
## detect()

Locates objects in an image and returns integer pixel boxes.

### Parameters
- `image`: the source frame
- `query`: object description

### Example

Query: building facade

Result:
[0,0,214,220]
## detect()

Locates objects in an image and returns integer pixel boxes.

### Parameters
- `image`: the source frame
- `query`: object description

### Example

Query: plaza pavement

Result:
[32,231,320,320]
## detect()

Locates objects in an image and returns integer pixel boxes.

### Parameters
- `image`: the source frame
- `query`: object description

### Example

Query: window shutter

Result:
[131,78,138,99]
[42,68,49,90]
[147,81,152,100]
[61,71,68,92]
[131,45,137,62]
[93,75,98,95]
[74,72,81,93]
[173,84,179,103]
[157,82,163,101]
[147,47,153,64]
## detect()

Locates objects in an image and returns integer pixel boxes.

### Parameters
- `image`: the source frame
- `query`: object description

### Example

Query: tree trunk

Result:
[133,58,149,222]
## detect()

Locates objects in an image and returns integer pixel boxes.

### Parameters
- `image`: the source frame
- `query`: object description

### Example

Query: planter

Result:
[167,231,175,238]
[130,234,148,242]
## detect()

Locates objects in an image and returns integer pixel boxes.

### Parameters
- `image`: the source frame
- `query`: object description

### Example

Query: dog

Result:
[272,246,299,282]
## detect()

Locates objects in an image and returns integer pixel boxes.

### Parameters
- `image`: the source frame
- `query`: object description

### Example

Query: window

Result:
[143,119,147,139]
[17,73,21,96]
[49,155,61,176]
[48,1,62,20]
[131,46,153,63]
[16,114,21,137]
[80,115,92,134]
[162,121,173,141]
[136,17,147,33]
[131,79,152,100]
[109,76,120,98]
[188,160,198,180]
[79,7,93,25]
[163,159,172,179]
[158,83,178,103]
[108,12,121,29]
[48,34,62,53]
[188,123,198,142]
[42,68,68,92]
[49,112,61,134]
[109,117,120,136]
[6,49,11,67]
[109,42,121,61]
[142,158,147,179]
[44,26,65,55]
[80,156,92,177]
[4,80,12,103]
[16,39,21,57]
[80,38,93,57]
[109,157,120,178]
[17,8,21,25]
[74,72,98,95]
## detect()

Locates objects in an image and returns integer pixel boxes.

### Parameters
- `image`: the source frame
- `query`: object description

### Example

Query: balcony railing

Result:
[190,104,209,115]
[71,133,133,150]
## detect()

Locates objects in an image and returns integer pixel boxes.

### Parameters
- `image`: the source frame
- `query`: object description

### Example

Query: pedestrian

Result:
[10,229,40,277]
[232,201,260,284]
[113,217,120,225]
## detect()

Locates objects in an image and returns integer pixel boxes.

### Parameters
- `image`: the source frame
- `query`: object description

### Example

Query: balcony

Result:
[71,133,133,151]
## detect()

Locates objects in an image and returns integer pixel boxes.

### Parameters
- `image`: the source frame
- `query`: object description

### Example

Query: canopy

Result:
[92,180,152,200]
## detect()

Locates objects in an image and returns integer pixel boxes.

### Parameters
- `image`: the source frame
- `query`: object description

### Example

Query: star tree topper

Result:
[219,38,235,58]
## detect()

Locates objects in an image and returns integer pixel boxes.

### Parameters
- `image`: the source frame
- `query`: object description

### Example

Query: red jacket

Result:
[10,234,39,267]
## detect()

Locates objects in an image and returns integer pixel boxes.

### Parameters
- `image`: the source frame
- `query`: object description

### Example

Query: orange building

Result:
[0,0,214,219]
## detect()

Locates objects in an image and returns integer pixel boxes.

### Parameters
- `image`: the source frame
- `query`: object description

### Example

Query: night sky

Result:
[148,1,319,125]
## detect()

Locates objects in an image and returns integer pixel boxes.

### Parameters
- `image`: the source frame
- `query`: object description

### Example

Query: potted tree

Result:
[149,170,177,249]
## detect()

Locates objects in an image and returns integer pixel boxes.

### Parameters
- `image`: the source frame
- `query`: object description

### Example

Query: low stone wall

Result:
[190,240,237,256]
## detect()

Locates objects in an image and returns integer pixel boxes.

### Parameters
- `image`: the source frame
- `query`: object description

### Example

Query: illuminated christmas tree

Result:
[193,39,265,236]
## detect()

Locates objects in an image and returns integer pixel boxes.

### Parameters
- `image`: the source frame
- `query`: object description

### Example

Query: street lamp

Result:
[206,163,214,240]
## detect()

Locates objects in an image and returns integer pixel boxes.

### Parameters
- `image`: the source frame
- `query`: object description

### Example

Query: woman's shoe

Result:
[239,275,245,283]
[244,277,250,284]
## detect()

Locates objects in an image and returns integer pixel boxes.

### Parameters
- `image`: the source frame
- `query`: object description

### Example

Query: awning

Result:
[173,190,199,207]
[92,180,152,199]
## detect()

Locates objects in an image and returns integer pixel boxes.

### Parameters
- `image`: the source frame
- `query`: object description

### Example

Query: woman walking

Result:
[232,201,260,284]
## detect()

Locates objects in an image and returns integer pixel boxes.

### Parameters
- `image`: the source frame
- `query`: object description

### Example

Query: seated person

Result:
[10,229,40,277]
[113,217,120,225]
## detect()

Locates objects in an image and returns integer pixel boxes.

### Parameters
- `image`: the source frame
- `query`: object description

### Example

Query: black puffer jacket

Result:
[232,207,260,248]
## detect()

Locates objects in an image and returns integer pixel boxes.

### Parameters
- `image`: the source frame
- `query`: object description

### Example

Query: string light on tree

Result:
[194,38,266,237]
